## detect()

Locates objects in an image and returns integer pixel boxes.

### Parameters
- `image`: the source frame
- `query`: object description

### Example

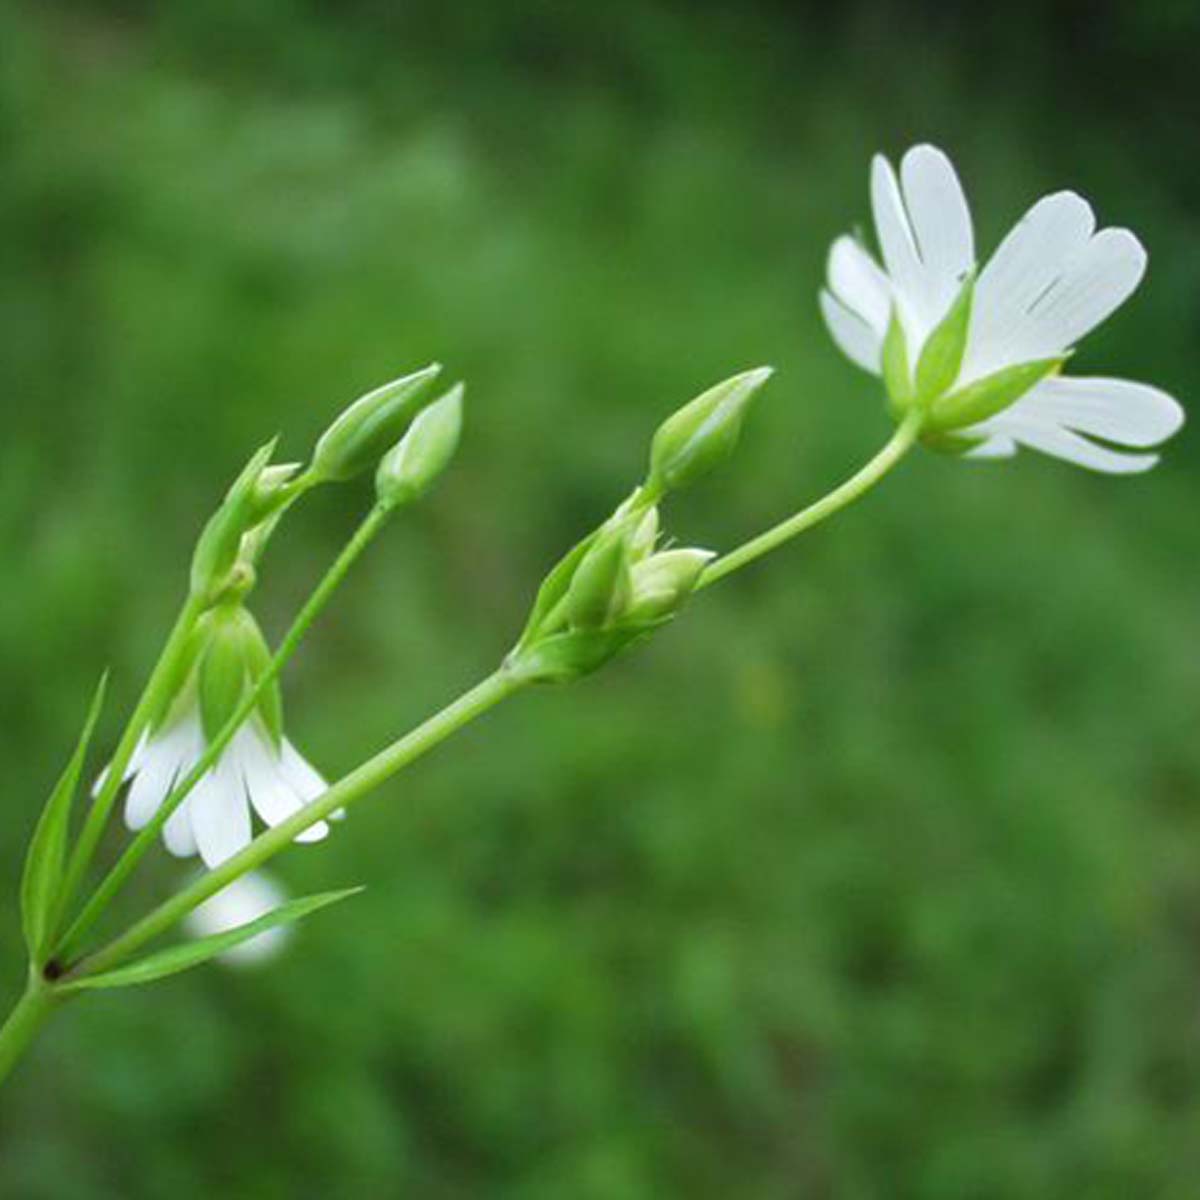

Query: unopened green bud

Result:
[626,548,715,621]
[190,440,278,601]
[375,383,464,507]
[310,363,442,483]
[197,606,282,744]
[564,527,633,630]
[648,367,772,494]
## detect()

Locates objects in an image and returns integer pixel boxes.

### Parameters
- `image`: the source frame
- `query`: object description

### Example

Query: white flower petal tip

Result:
[961,376,1184,475]
[184,872,290,967]
[113,707,335,865]
[823,144,1182,473]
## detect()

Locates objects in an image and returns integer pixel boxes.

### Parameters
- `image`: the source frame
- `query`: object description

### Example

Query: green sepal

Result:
[881,309,913,415]
[919,429,989,456]
[647,367,772,494]
[144,617,211,734]
[507,623,664,685]
[238,610,283,746]
[310,364,442,483]
[564,527,633,630]
[197,609,254,742]
[927,355,1068,433]
[515,529,601,648]
[21,673,109,963]
[63,886,364,990]
[914,272,975,405]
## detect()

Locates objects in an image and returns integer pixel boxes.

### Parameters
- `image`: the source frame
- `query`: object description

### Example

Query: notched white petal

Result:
[827,235,891,334]
[820,289,883,373]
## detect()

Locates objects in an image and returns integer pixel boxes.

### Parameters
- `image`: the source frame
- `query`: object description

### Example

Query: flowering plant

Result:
[0,145,1183,1084]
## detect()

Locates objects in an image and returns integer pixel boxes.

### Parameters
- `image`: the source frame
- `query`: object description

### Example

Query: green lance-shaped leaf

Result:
[64,886,364,991]
[927,355,1068,433]
[913,272,975,406]
[647,367,772,494]
[21,674,109,962]
[310,363,442,483]
[375,382,465,507]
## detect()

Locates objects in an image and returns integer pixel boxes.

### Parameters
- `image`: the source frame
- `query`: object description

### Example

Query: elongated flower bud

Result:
[647,367,772,494]
[625,548,715,621]
[375,383,464,507]
[309,364,442,483]
[190,441,279,602]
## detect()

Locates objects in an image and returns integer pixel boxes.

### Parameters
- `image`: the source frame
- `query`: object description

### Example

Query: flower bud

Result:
[197,606,282,745]
[190,441,278,601]
[309,363,442,483]
[563,526,633,630]
[648,367,772,494]
[625,547,715,621]
[629,506,660,560]
[375,383,464,507]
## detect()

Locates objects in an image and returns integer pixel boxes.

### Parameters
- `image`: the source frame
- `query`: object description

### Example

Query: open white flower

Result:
[184,871,290,966]
[105,606,332,868]
[820,143,1184,473]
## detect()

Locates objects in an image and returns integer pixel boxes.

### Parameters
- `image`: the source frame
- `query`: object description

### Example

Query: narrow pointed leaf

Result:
[21,673,109,961]
[65,886,364,991]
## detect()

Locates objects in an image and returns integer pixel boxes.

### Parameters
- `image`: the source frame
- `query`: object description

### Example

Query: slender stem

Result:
[73,668,525,980]
[55,591,209,929]
[0,975,62,1086]
[57,500,397,960]
[699,411,923,589]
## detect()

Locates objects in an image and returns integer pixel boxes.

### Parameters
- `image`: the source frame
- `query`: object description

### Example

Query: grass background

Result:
[2,1,1200,1195]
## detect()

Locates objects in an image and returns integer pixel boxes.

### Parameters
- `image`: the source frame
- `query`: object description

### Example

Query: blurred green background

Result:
[2,1,1200,1196]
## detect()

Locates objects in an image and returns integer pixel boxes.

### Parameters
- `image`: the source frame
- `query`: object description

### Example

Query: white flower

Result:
[184,871,290,966]
[103,605,334,869]
[820,143,1184,473]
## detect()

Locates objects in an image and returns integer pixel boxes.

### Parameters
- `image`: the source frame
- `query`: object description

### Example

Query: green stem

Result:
[55,591,209,930]
[699,410,923,589]
[0,975,62,1086]
[57,500,397,960]
[73,667,526,981]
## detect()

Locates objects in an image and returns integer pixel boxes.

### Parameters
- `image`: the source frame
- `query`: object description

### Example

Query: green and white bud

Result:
[647,367,772,494]
[309,363,442,483]
[625,547,715,621]
[375,383,464,507]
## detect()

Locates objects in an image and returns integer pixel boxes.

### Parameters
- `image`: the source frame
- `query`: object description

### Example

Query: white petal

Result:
[279,739,327,803]
[870,153,926,340]
[1012,376,1184,448]
[962,191,1096,383]
[1017,228,1147,359]
[185,871,289,967]
[93,730,149,798]
[125,717,199,830]
[189,757,252,869]
[972,407,1160,474]
[238,725,329,844]
[820,289,882,373]
[827,235,891,335]
[163,797,198,857]
[899,144,974,301]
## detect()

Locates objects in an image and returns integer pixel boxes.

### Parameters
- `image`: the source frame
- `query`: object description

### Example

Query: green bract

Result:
[647,367,772,494]
[310,363,442,483]
[375,382,465,507]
